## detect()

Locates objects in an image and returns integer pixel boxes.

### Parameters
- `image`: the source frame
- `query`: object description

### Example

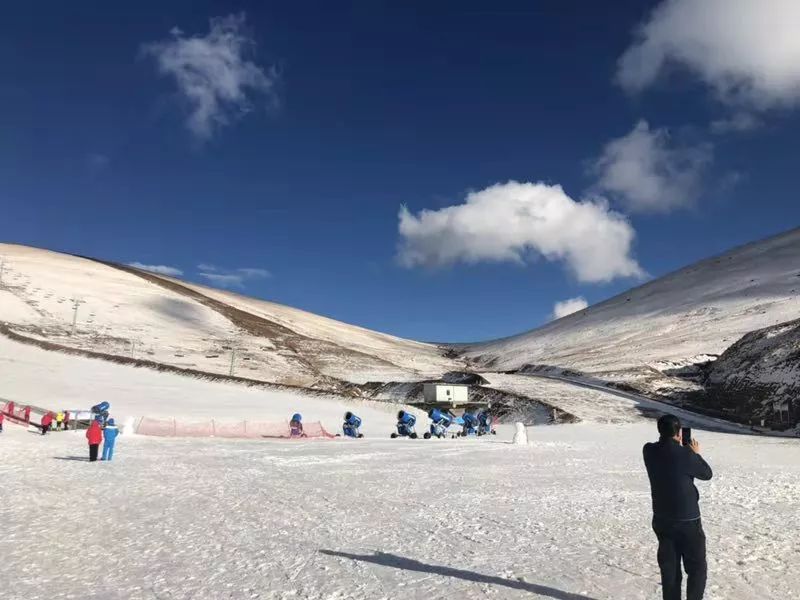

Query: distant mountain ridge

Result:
[3,228,800,428]
[462,227,800,375]
[458,227,800,427]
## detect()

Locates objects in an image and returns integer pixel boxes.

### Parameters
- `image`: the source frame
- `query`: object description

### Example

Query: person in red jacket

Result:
[0,411,4,433]
[86,419,103,462]
[40,412,54,435]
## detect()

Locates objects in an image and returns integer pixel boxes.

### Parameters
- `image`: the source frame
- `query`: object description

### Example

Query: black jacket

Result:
[643,438,713,521]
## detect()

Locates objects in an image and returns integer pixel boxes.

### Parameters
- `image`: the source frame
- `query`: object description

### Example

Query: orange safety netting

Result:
[134,417,335,439]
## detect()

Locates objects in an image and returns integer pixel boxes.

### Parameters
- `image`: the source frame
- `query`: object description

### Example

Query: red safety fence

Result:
[134,417,335,439]
[0,400,32,424]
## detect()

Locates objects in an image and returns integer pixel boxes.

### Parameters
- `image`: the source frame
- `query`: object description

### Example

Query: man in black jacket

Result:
[643,414,713,600]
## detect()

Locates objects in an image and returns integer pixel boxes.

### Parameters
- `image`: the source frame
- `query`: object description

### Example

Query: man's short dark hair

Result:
[657,414,681,438]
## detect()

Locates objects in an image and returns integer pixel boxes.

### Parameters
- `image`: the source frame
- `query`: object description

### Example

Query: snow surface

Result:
[482,373,755,434]
[1,419,798,599]
[464,228,800,376]
[0,335,420,436]
[0,244,460,387]
[177,279,457,382]
[2,302,798,598]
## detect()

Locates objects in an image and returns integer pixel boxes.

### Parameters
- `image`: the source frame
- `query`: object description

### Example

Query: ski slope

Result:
[0,244,459,387]
[483,372,760,435]
[464,228,800,378]
[0,334,420,436]
[2,252,798,599]
[1,419,798,599]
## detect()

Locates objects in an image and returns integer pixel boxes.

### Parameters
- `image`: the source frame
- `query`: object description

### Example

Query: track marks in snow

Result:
[2,422,799,599]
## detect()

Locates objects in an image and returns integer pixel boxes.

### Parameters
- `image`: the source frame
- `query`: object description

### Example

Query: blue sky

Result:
[3,1,800,342]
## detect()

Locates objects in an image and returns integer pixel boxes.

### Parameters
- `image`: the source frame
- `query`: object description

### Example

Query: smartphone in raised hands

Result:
[681,427,692,446]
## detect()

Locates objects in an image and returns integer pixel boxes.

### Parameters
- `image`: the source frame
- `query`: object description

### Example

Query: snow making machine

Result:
[409,383,494,440]
[391,410,418,439]
[424,407,454,439]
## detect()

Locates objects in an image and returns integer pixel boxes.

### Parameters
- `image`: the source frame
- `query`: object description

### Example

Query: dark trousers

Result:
[41,424,50,435]
[89,444,99,462]
[653,517,707,600]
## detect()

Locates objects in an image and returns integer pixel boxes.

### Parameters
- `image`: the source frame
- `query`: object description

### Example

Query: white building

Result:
[423,383,469,406]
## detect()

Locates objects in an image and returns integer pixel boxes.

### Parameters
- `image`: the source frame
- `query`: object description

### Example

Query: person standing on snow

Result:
[40,412,54,435]
[101,418,120,461]
[86,418,103,462]
[643,414,713,600]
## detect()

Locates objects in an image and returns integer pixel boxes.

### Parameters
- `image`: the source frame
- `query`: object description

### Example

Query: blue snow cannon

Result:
[391,410,417,439]
[477,411,495,436]
[461,412,478,436]
[342,411,363,438]
[91,402,111,426]
[289,413,305,438]
[425,408,453,439]
[91,402,110,414]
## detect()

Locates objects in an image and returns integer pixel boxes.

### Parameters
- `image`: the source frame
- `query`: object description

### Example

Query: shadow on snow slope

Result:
[320,550,598,600]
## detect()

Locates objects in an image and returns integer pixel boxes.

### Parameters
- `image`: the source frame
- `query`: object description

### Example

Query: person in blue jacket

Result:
[101,418,121,461]
[342,412,363,438]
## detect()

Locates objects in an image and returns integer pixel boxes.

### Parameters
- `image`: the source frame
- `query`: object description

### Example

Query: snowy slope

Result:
[2,420,798,599]
[463,228,800,379]
[0,333,422,436]
[701,317,800,425]
[171,277,457,382]
[0,244,460,387]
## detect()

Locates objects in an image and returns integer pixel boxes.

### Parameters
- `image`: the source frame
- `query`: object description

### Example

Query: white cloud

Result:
[710,112,761,134]
[236,267,271,278]
[197,265,271,288]
[128,262,183,276]
[397,181,644,284]
[591,120,712,213]
[142,13,277,140]
[617,0,800,110]
[552,296,589,320]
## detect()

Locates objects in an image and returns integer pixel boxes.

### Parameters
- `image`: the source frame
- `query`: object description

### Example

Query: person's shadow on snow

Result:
[319,550,598,599]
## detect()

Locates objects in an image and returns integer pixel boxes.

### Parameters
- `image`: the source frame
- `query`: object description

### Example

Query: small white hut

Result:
[422,383,469,406]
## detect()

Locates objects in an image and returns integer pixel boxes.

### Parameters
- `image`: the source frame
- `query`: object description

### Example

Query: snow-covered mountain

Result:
[0,244,459,388]
[701,317,800,427]
[462,228,800,396]
[3,228,800,426]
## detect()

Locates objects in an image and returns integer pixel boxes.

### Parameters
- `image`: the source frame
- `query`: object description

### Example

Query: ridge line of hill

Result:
[85,257,424,382]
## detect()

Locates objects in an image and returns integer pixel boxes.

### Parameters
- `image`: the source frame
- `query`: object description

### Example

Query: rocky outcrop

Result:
[703,318,800,427]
